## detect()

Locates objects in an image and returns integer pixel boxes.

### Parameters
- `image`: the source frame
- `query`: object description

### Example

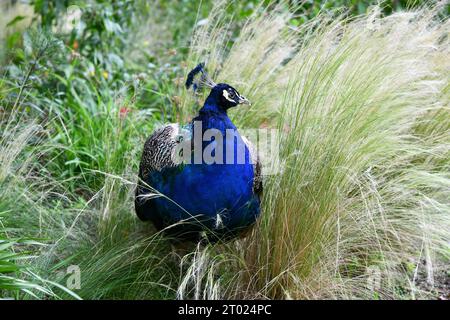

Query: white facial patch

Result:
[222,89,235,103]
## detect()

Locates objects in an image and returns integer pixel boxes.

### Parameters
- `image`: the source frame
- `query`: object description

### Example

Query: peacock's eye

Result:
[228,90,236,99]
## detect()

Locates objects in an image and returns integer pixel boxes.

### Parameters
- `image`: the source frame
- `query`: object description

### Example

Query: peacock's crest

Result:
[185,62,217,92]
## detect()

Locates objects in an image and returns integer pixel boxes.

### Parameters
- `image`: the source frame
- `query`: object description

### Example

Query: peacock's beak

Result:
[238,95,251,105]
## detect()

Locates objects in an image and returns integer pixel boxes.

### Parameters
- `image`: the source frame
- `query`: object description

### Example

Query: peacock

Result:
[135,63,262,242]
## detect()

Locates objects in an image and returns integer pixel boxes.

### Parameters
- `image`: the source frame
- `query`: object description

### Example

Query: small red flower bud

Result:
[119,107,131,119]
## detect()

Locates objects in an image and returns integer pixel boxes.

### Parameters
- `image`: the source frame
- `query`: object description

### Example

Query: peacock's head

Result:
[209,83,250,110]
[185,63,250,110]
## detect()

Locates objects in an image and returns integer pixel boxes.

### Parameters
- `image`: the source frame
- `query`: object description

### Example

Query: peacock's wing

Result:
[241,135,263,198]
[138,123,190,178]
[135,123,191,221]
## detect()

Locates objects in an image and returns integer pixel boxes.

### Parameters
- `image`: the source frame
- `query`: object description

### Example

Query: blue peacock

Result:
[135,63,262,242]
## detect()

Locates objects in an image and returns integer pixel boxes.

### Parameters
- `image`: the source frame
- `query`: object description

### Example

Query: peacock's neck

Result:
[198,104,225,116]
[194,99,236,132]
[200,94,226,114]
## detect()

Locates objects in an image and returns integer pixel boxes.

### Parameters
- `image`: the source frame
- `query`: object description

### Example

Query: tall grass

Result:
[0,82,179,300]
[178,2,450,299]
[0,115,81,299]
[1,7,178,299]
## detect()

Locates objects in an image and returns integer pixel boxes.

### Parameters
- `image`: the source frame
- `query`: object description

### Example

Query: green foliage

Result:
[3,1,157,191]
[0,225,64,299]
[30,0,72,28]
[0,242,39,297]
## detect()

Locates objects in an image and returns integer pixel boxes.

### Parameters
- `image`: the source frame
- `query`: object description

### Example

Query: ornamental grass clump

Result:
[179,2,450,299]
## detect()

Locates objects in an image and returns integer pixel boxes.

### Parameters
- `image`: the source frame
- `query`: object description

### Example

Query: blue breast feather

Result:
[142,105,260,239]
